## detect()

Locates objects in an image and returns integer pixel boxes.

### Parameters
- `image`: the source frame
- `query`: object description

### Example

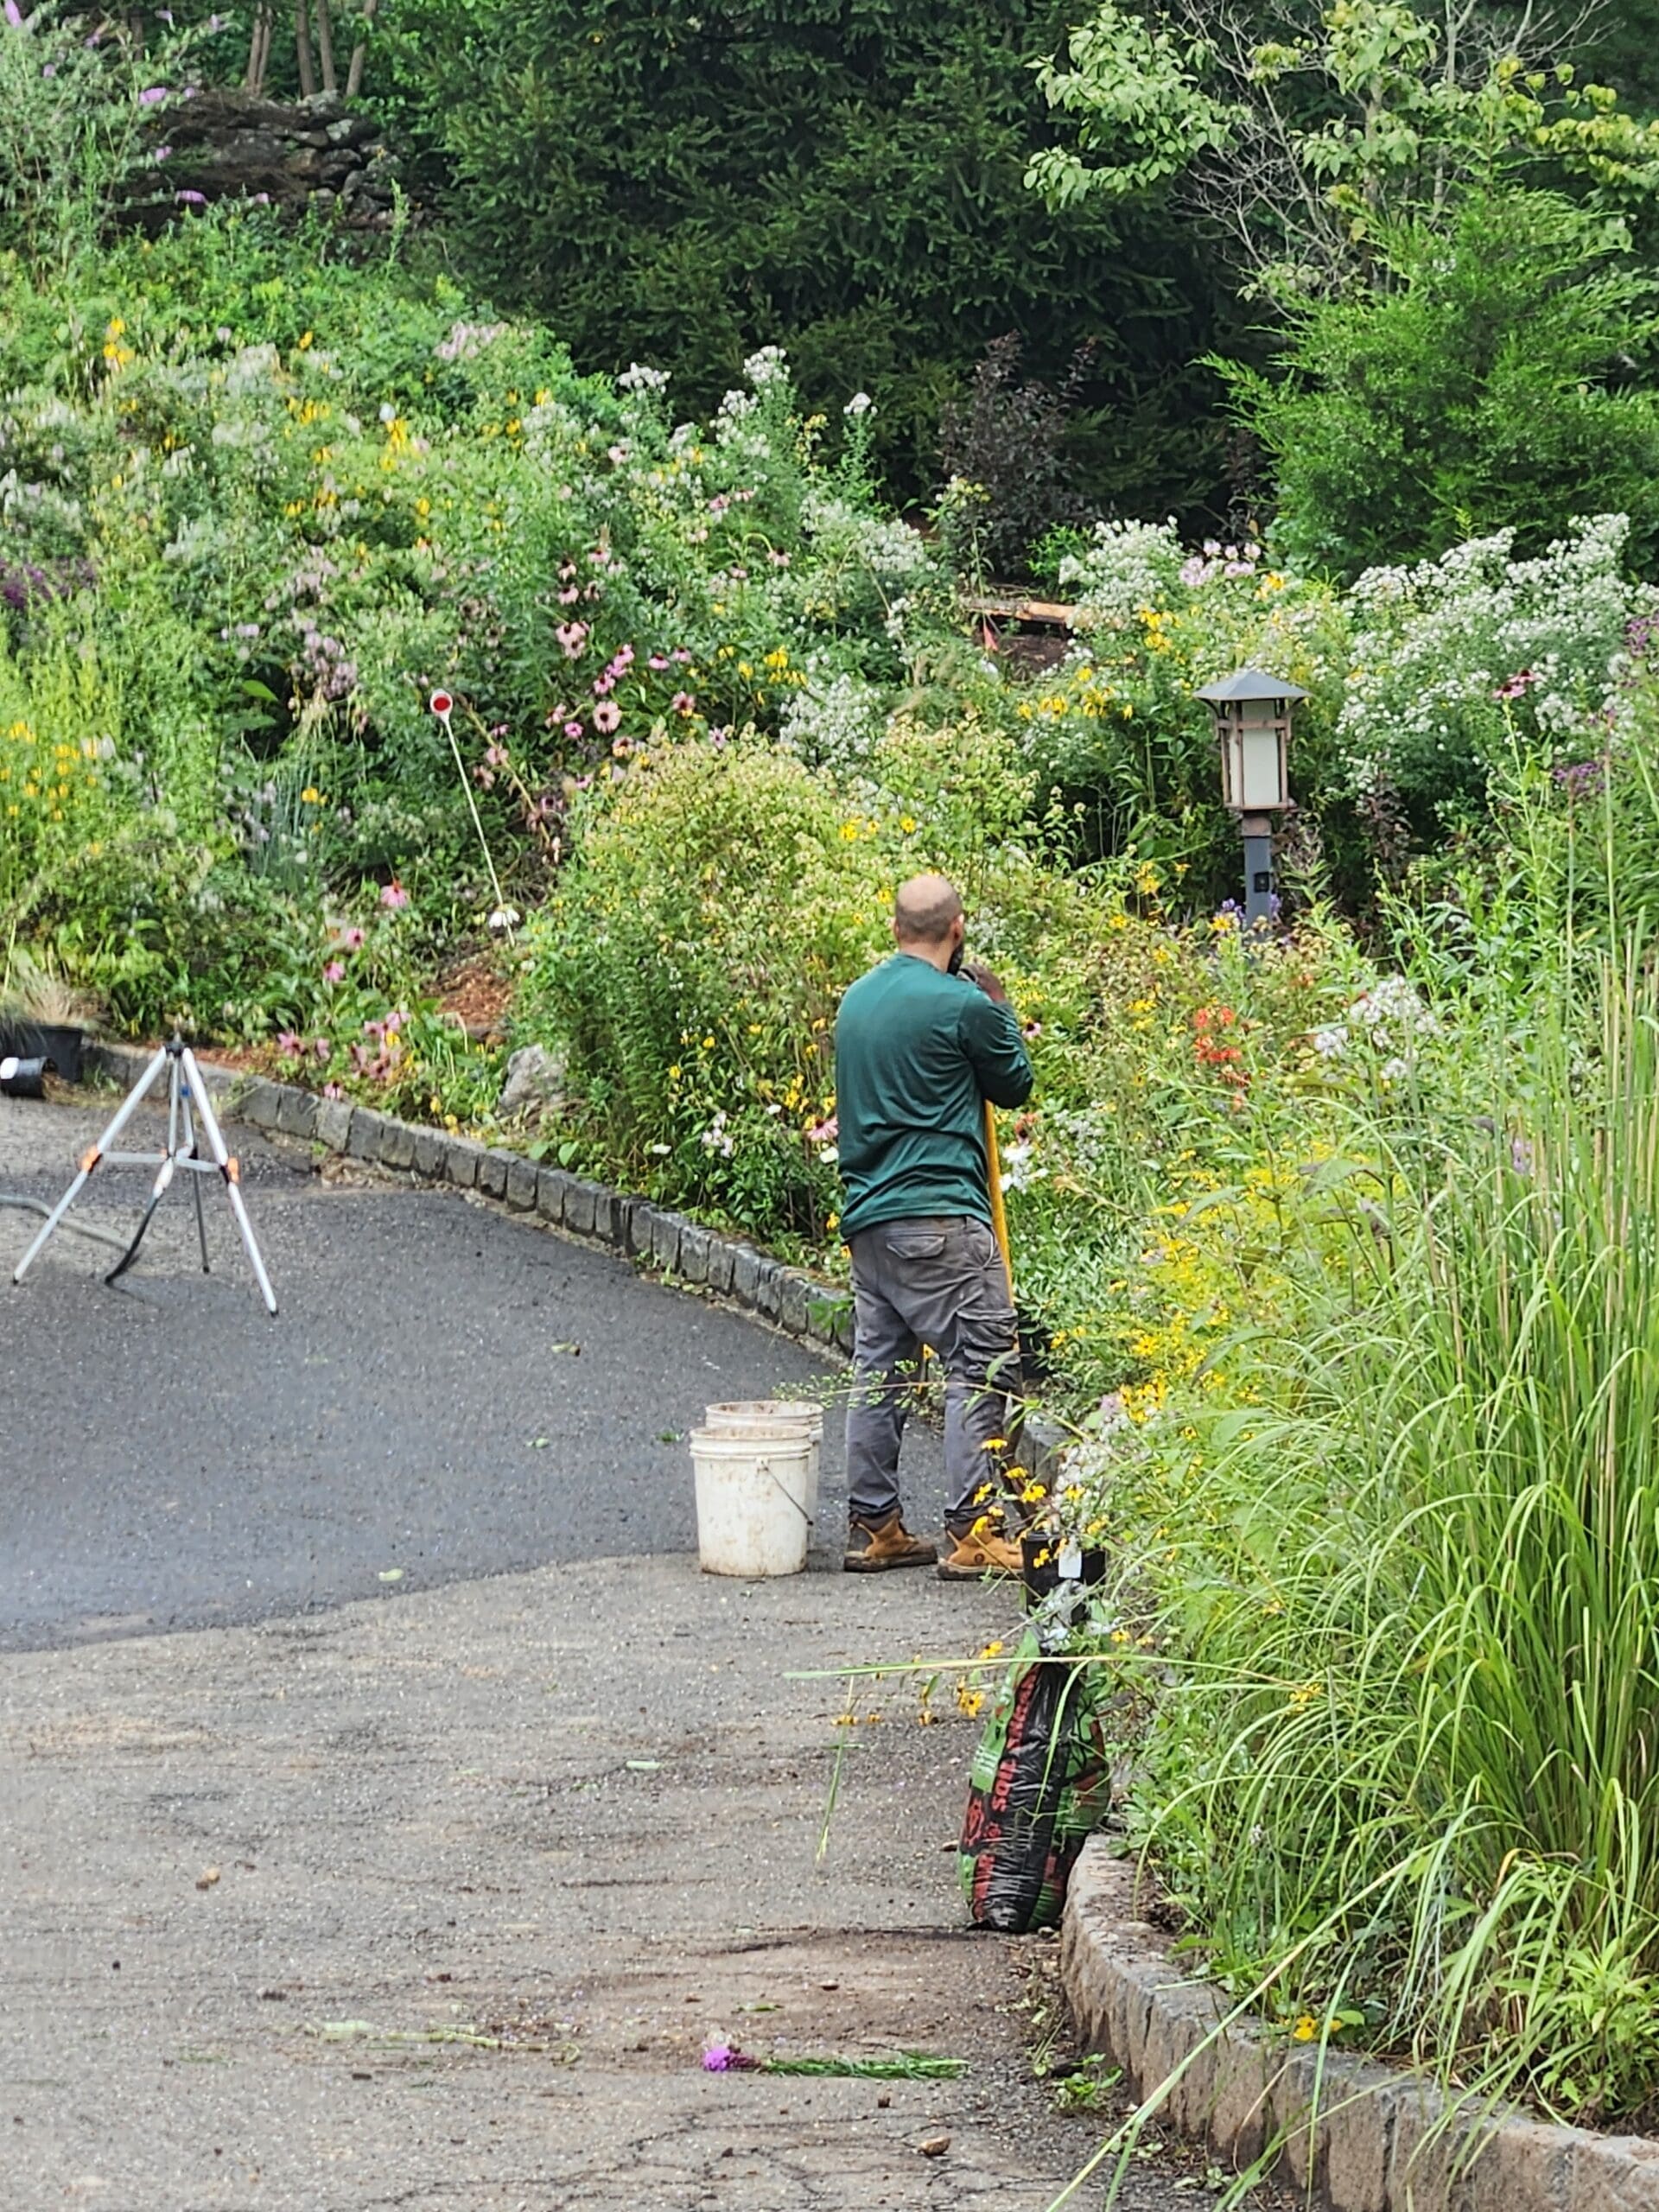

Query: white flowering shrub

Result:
[779,669,889,773]
[1338,517,1652,804]
[1058,517,1188,627]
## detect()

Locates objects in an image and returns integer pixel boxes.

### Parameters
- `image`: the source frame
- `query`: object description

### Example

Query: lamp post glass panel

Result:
[1195,671,1306,927]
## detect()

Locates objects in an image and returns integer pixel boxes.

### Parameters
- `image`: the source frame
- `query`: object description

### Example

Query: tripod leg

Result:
[181,1051,277,1316]
[182,1089,212,1274]
[11,1046,170,1285]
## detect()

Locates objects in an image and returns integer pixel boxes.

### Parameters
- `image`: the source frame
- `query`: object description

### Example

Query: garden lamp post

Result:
[1195,670,1306,928]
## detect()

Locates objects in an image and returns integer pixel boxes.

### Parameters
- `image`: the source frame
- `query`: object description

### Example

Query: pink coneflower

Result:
[594,699,621,735]
[671,691,696,714]
[556,621,588,658]
[340,925,365,950]
[380,880,410,910]
[563,718,584,741]
[323,960,346,983]
[314,1037,330,1061]
[276,1030,302,1058]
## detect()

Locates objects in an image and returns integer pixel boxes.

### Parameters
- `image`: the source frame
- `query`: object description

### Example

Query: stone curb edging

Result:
[82,1041,860,1362]
[1061,1839,1659,2212]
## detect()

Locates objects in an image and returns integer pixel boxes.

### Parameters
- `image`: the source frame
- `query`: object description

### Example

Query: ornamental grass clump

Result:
[1127,954,1659,2128]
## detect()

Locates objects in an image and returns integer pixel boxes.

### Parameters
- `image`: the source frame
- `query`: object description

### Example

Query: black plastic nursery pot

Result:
[1019,1531,1106,1611]
[0,1022,83,1084]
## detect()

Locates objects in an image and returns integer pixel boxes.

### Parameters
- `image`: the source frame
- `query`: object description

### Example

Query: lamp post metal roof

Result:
[1195,669,1309,705]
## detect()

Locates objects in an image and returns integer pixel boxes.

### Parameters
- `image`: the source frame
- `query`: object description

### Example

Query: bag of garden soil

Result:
[958,1641,1111,1933]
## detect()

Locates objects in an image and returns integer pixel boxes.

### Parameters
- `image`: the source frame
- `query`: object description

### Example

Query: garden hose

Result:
[0,1193,129,1251]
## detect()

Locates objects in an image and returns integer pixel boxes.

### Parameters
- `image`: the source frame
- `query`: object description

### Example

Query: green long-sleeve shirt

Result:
[833,952,1034,1238]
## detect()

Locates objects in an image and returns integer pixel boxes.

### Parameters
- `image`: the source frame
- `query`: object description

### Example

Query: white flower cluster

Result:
[1311,975,1440,1080]
[801,490,931,588]
[742,345,789,390]
[617,361,671,394]
[1338,517,1651,797]
[779,670,888,772]
[1058,517,1186,627]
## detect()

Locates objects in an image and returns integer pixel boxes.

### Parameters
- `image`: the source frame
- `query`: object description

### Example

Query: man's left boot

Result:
[843,1515,938,1572]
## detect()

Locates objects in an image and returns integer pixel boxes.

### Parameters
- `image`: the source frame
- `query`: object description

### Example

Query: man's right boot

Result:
[843,1515,938,1572]
[937,1525,1023,1580]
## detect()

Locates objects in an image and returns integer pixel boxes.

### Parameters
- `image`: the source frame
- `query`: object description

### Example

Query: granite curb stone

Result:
[1060,1840,1659,2212]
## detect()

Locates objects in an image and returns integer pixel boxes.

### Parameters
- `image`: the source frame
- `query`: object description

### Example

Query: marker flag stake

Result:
[429,690,511,929]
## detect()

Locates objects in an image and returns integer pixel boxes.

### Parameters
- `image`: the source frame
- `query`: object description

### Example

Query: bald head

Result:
[893,874,964,958]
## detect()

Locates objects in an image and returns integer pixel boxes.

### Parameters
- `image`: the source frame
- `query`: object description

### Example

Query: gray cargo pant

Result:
[844,1215,1023,1534]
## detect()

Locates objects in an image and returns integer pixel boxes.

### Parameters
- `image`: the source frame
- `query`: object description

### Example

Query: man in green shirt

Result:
[834,873,1033,1579]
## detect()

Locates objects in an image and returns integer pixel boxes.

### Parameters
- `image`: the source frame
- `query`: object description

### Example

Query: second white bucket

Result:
[690,1428,814,1577]
[702,1400,823,1524]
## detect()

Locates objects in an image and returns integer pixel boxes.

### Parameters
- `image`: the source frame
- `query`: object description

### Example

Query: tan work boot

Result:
[937,1525,1024,1580]
[843,1516,938,1573]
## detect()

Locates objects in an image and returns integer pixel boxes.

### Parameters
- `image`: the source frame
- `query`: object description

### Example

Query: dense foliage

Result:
[365,0,1231,518]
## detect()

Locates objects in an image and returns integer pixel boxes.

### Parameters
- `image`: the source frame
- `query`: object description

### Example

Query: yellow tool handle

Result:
[984,1103,1014,1302]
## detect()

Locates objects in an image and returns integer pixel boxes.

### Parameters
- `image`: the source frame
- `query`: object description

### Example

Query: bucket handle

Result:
[757,1452,814,1529]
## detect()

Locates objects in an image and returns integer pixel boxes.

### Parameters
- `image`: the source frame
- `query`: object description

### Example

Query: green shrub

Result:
[1220,191,1659,582]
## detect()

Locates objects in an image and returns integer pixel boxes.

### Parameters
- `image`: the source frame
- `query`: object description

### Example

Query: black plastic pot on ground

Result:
[1019,1530,1106,1614]
[0,1022,84,1083]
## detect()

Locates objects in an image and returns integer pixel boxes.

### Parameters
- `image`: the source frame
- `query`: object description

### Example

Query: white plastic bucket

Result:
[690,1427,814,1577]
[702,1400,823,1524]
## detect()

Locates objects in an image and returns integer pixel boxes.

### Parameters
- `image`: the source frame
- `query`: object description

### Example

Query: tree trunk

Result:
[295,0,316,98]
[315,0,337,95]
[245,3,273,95]
[346,0,376,100]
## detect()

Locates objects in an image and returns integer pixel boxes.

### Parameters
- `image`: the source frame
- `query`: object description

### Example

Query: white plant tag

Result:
[1058,1538,1084,1580]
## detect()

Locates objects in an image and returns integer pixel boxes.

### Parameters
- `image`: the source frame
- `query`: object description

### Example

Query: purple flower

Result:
[174,189,207,206]
[380,880,410,911]
[1494,668,1539,702]
[1553,757,1605,799]
[700,2042,760,2071]
[139,84,168,105]
[276,1030,302,1058]
[340,925,365,950]
[671,691,696,715]
[323,960,346,983]
[563,718,584,741]
[3,3,23,28]
[153,144,170,162]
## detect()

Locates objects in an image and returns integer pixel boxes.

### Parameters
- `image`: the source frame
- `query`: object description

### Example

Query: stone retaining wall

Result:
[1062,1840,1659,2212]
